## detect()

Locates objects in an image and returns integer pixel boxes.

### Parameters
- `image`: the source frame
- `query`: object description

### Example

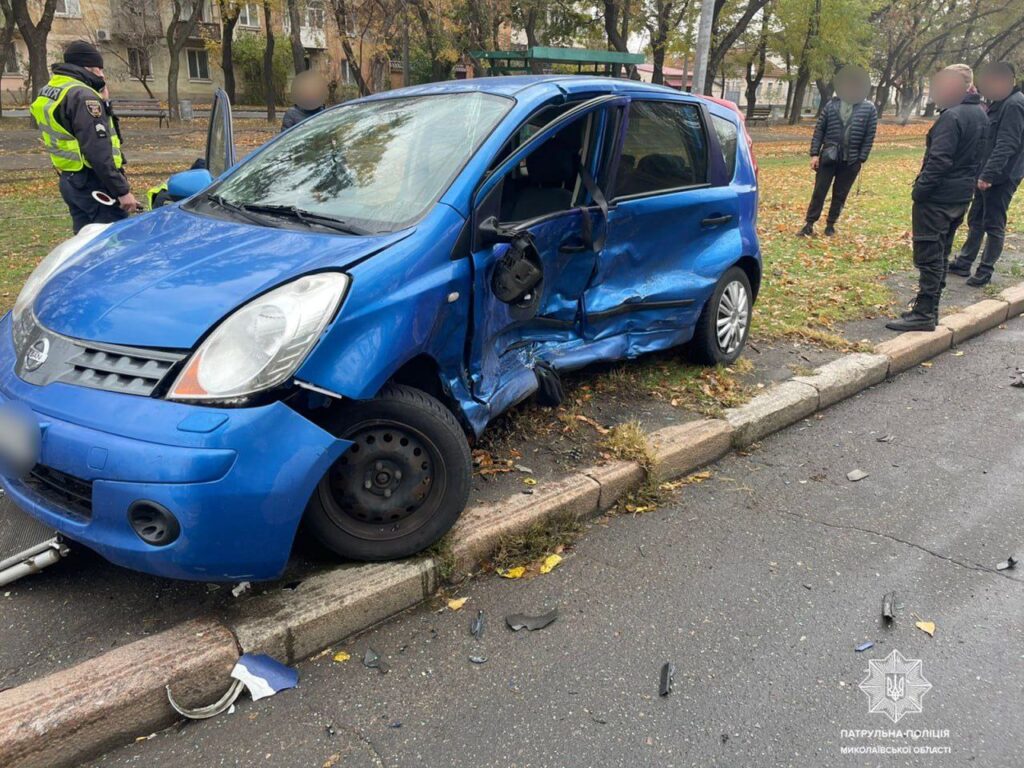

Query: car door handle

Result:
[559,240,588,253]
[701,214,733,227]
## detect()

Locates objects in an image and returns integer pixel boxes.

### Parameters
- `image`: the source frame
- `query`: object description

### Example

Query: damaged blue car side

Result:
[0,76,760,580]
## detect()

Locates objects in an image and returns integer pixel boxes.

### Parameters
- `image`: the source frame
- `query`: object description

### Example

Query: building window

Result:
[199,0,214,22]
[187,48,211,81]
[2,42,21,75]
[54,0,82,17]
[305,0,326,28]
[340,60,354,85]
[127,48,151,79]
[615,101,709,197]
[238,2,259,27]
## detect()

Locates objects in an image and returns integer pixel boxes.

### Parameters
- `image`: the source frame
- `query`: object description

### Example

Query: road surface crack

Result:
[777,509,1023,584]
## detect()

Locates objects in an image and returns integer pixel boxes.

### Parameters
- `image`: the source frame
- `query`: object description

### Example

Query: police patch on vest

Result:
[85,99,102,117]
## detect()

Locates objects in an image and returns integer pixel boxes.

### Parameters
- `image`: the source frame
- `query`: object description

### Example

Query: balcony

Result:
[173,19,221,41]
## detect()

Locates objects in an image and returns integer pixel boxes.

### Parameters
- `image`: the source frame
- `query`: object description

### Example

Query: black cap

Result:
[63,40,104,69]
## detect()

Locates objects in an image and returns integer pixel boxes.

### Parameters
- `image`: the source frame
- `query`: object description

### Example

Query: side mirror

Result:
[477,216,518,248]
[167,168,214,201]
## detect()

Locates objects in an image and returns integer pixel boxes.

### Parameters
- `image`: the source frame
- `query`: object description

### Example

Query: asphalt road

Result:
[87,314,1024,767]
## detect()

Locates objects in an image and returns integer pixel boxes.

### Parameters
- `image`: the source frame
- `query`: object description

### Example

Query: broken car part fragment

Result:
[882,591,896,622]
[471,610,486,641]
[996,555,1017,570]
[659,663,675,696]
[363,647,389,674]
[505,608,559,632]
[167,653,298,719]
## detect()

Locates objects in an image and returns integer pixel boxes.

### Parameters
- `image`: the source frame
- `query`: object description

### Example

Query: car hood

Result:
[33,208,411,349]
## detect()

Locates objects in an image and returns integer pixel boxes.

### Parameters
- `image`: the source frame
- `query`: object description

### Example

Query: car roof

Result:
[357,74,693,101]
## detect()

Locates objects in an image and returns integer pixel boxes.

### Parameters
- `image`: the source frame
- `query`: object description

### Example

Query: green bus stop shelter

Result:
[468,46,645,77]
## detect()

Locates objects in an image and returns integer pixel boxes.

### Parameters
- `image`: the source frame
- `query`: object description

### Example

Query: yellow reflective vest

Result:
[29,74,123,173]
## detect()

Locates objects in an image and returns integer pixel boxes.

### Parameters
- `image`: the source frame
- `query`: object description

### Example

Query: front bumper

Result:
[0,313,350,581]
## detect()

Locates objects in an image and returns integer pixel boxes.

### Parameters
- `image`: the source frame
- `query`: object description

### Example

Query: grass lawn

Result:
[1,123,1020,417]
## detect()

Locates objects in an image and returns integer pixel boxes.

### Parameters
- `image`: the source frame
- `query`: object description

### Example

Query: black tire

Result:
[305,384,471,561]
[686,267,753,365]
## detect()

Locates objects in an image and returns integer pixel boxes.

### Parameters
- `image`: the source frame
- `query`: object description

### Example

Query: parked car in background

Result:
[0,76,760,581]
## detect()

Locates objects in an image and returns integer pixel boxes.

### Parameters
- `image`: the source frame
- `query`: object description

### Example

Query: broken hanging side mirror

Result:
[491,233,543,311]
[477,215,519,248]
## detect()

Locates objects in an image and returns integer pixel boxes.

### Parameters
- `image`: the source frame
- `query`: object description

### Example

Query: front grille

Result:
[60,342,184,397]
[21,464,93,521]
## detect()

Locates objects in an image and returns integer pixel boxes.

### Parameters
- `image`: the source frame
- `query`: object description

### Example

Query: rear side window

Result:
[712,114,738,181]
[615,101,708,197]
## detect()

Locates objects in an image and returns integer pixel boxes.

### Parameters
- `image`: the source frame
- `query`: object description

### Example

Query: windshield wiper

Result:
[238,203,367,235]
[206,193,268,226]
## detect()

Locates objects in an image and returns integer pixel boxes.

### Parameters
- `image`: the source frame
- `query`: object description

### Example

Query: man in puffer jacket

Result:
[949,62,1024,286]
[886,65,988,332]
[798,65,878,237]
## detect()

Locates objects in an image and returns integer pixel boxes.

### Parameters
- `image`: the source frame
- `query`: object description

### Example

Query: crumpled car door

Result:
[205,88,237,178]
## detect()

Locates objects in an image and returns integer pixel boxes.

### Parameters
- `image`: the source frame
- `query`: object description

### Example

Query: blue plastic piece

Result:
[231,653,299,700]
[166,168,214,200]
[0,76,759,581]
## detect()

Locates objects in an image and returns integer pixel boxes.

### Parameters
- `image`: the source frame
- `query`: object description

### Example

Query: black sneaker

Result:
[966,272,991,287]
[796,223,814,237]
[824,223,836,237]
[885,311,937,332]
[948,261,972,277]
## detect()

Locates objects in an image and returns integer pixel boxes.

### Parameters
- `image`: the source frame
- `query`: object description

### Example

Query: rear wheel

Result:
[686,267,752,365]
[305,384,471,561]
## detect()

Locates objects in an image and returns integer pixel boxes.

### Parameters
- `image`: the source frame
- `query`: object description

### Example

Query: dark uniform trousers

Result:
[805,159,862,226]
[59,167,128,233]
[913,201,968,304]
[953,179,1022,276]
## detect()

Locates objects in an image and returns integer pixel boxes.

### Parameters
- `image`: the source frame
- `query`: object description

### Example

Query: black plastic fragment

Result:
[882,591,896,622]
[363,647,389,674]
[533,361,564,407]
[659,662,675,696]
[471,609,486,640]
[505,608,559,632]
[996,555,1018,571]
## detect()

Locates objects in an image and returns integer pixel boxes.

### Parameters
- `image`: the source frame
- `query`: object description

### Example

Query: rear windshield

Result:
[210,92,511,233]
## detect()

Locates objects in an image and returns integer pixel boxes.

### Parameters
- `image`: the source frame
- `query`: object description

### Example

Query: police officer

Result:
[29,40,140,233]
[886,66,987,332]
[949,61,1024,287]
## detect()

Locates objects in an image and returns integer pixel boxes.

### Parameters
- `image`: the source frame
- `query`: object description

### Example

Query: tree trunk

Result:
[333,0,372,94]
[287,0,305,73]
[221,12,238,102]
[0,0,13,118]
[263,0,276,121]
[10,0,58,99]
[165,0,203,121]
[875,82,890,118]
[743,12,768,117]
[524,6,541,74]
[788,65,811,125]
[897,83,917,125]
[815,78,833,116]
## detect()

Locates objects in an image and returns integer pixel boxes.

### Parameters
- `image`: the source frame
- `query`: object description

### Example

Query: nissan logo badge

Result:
[23,337,50,372]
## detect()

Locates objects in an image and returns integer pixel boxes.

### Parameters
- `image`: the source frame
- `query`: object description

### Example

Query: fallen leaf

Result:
[332,650,351,663]
[539,554,562,574]
[523,477,537,486]
[499,566,526,579]
[915,620,936,637]
[447,597,468,611]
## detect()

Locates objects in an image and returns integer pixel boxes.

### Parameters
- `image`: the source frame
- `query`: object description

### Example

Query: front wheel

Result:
[686,267,752,365]
[304,384,471,561]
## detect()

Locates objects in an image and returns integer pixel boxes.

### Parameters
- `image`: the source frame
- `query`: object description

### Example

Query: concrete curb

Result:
[3,283,1023,768]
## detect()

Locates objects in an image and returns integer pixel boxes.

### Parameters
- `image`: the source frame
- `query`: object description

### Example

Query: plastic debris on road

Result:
[1010,369,1024,388]
[855,641,875,652]
[505,608,558,631]
[363,647,389,674]
[471,609,486,640]
[231,581,251,598]
[882,591,896,622]
[876,434,895,443]
[539,554,562,574]
[996,555,1018,570]
[846,469,869,482]
[469,655,488,664]
[659,662,675,696]
[167,652,298,719]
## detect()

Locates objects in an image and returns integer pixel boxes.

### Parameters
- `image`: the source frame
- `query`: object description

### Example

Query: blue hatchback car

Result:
[0,76,760,581]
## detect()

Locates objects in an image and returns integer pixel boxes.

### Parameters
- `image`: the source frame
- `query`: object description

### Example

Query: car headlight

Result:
[12,223,111,348]
[169,273,349,401]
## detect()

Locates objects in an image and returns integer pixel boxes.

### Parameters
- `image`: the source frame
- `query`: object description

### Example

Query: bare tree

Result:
[165,0,205,120]
[332,0,372,94]
[287,0,305,73]
[10,0,58,98]
[263,0,276,120]
[95,0,162,98]
[743,5,770,117]
[219,0,242,102]
[704,0,771,95]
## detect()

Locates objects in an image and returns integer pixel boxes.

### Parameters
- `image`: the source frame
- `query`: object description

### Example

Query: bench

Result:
[111,98,168,127]
[746,105,773,123]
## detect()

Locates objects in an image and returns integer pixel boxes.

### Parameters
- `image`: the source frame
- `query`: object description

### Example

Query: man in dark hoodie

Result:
[29,40,139,233]
[886,66,988,332]
[798,65,878,237]
[281,71,328,132]
[949,62,1024,287]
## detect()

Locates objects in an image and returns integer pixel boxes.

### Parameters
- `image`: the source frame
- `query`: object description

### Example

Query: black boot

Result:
[966,271,992,287]
[796,223,814,237]
[947,260,972,277]
[824,222,836,237]
[886,295,937,332]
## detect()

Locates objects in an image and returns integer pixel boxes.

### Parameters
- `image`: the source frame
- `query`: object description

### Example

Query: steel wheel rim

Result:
[318,419,447,542]
[715,280,749,355]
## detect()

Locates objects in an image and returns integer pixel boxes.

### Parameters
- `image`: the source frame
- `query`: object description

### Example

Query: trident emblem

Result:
[885,673,906,701]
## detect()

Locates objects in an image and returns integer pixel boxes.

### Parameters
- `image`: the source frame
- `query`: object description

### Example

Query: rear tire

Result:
[305,384,471,561]
[686,267,752,365]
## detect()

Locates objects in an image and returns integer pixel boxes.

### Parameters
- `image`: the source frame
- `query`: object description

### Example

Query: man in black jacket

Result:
[949,62,1024,286]
[886,67,988,332]
[798,66,878,237]
[281,71,327,132]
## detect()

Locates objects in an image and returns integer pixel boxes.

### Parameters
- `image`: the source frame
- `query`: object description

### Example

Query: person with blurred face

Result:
[949,62,1024,286]
[282,71,329,131]
[798,65,878,237]
[886,66,988,331]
